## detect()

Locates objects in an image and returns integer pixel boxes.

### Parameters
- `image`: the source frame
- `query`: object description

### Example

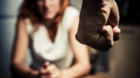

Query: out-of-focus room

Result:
[0,0,140,78]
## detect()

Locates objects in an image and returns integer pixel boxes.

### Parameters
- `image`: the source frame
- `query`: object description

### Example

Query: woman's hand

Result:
[47,64,63,78]
[39,62,51,78]
[39,62,63,78]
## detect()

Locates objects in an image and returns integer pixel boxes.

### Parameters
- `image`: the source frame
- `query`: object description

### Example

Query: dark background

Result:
[116,0,140,24]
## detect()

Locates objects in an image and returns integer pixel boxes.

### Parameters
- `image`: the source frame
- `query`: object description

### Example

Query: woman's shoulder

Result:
[62,6,79,30]
[64,6,79,17]
[20,18,34,34]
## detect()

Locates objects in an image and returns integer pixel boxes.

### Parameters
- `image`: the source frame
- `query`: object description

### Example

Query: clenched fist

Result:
[76,0,121,50]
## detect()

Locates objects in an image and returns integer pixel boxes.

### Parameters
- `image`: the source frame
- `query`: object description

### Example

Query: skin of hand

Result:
[104,0,121,41]
[76,0,120,50]
[40,62,63,78]
[102,25,121,42]
[112,25,121,41]
[113,25,121,34]
[39,62,51,78]
[102,25,114,45]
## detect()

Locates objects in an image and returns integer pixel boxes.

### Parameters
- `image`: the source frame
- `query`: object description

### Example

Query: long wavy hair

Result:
[18,0,69,42]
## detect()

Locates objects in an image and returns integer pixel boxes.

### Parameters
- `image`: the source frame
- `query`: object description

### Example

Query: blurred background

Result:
[0,0,140,78]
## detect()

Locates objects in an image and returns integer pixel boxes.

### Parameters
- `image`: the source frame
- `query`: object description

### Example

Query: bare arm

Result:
[61,16,91,78]
[11,18,39,78]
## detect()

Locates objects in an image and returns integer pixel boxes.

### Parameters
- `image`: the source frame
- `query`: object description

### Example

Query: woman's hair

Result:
[18,0,69,42]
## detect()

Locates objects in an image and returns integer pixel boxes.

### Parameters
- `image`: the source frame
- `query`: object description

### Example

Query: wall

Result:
[0,0,22,76]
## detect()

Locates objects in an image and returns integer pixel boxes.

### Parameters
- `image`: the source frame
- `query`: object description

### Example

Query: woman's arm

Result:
[11,18,39,78]
[61,16,91,78]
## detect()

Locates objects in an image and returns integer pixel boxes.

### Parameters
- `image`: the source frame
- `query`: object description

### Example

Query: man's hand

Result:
[102,25,114,45]
[113,25,121,41]
[76,0,121,50]
[105,0,121,41]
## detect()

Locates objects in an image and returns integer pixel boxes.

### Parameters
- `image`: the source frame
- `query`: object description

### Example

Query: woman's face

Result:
[37,0,60,20]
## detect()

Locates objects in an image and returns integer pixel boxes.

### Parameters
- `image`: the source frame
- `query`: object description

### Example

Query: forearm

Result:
[61,63,91,78]
[11,63,39,78]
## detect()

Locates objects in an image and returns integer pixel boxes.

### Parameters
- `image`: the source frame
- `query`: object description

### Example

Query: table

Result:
[84,74,110,78]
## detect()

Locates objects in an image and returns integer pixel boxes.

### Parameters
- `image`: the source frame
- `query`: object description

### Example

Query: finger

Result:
[114,28,120,34]
[102,25,112,32]
[48,65,60,78]
[108,1,119,27]
[47,64,57,74]
[43,61,50,68]
[40,67,50,75]
[113,26,121,34]
[51,72,59,78]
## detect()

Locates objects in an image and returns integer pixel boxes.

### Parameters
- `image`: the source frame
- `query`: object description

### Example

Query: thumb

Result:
[113,26,121,34]
[102,25,112,32]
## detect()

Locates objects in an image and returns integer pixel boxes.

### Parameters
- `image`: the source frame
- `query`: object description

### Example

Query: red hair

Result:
[18,0,69,42]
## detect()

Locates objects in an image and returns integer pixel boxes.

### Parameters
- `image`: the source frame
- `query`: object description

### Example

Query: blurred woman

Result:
[11,0,91,78]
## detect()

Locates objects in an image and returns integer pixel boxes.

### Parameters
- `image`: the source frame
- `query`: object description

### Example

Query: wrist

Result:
[60,71,66,78]
[29,69,40,78]
[36,70,41,78]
